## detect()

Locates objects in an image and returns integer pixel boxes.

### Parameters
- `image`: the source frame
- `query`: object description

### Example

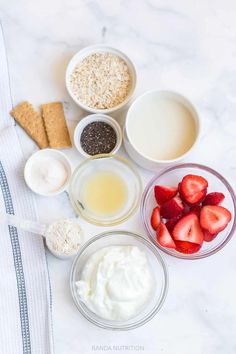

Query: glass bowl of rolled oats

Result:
[66,45,136,114]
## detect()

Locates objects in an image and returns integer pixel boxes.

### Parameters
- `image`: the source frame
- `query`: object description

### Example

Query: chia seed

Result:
[80,121,117,155]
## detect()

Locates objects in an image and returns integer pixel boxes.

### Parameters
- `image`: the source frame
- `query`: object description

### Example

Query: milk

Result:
[127,96,197,161]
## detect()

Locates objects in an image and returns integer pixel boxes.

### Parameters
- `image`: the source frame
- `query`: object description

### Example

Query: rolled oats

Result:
[70,52,131,109]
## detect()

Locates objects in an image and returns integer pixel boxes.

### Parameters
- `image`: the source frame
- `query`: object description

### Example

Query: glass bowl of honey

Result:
[69,154,142,226]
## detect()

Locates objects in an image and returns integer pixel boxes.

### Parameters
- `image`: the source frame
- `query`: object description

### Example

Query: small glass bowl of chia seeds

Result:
[74,114,122,157]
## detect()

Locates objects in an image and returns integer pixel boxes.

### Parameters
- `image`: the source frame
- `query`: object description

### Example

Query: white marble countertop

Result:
[1,1,236,353]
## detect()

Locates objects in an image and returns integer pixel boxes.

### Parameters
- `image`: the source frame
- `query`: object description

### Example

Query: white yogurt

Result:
[76,245,154,321]
[126,92,197,161]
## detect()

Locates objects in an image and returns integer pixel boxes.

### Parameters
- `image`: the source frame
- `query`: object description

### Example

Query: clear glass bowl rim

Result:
[68,154,142,226]
[70,230,169,330]
[141,163,236,260]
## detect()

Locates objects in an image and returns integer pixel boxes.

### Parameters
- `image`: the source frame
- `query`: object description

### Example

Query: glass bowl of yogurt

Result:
[70,231,168,330]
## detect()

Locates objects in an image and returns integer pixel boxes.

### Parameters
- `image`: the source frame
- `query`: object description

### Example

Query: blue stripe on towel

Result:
[0,162,31,354]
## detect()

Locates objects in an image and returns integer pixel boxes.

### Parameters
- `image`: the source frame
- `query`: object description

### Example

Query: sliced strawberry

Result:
[181,174,208,194]
[179,183,207,205]
[172,213,204,245]
[179,174,208,205]
[203,230,218,242]
[165,217,180,233]
[202,192,225,206]
[190,189,207,205]
[178,182,183,196]
[154,185,178,205]
[200,205,232,234]
[156,222,176,249]
[160,196,184,219]
[189,205,201,217]
[150,207,161,231]
[182,203,201,217]
[175,240,202,254]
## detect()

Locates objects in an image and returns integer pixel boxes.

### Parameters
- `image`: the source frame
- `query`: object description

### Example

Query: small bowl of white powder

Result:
[65,45,136,114]
[24,149,72,196]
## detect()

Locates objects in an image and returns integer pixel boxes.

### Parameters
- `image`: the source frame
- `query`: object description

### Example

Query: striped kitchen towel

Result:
[0,23,53,353]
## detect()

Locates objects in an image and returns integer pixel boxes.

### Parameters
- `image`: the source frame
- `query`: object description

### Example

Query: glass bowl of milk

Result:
[70,231,168,330]
[124,90,200,170]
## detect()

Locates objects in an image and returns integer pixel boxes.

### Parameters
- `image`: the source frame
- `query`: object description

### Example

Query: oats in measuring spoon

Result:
[70,52,131,109]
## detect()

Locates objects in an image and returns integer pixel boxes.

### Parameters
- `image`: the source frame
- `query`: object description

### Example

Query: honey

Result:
[81,171,128,216]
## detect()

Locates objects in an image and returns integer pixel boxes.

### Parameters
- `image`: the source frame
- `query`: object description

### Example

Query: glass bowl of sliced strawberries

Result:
[141,163,236,259]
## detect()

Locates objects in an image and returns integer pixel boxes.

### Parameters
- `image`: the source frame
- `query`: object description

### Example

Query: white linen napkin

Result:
[0,23,53,354]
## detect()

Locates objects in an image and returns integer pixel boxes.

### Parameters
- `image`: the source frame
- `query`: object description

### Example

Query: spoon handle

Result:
[1,213,47,237]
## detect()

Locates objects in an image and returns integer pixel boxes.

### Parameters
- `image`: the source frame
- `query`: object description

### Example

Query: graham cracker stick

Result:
[41,102,72,149]
[10,101,49,149]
